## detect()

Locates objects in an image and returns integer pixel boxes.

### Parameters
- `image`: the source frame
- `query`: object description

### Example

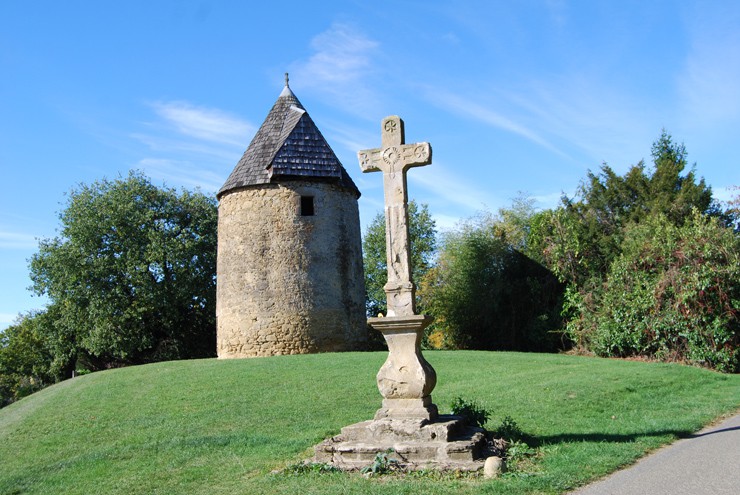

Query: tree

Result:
[536,130,717,288]
[0,312,54,407]
[30,172,217,374]
[362,200,437,317]
[419,201,563,352]
[530,131,739,370]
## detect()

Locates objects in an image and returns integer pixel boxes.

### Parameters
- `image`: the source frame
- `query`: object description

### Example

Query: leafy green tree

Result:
[648,133,717,223]
[0,311,54,406]
[29,172,217,374]
[362,200,437,317]
[536,131,717,289]
[531,131,738,370]
[419,202,563,351]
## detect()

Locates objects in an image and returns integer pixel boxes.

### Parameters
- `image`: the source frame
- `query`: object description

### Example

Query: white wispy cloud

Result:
[302,23,378,84]
[289,23,383,116]
[320,118,379,157]
[0,230,38,249]
[427,73,656,171]
[130,132,243,162]
[408,159,495,213]
[130,100,255,191]
[423,87,568,158]
[509,79,651,166]
[136,158,225,193]
[545,0,568,29]
[149,101,254,146]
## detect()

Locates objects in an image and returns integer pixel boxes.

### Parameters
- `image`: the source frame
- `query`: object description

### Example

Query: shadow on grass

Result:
[526,429,692,447]
[528,419,740,447]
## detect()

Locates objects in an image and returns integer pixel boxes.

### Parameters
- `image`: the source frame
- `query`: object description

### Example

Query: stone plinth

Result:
[313,314,488,472]
[370,315,438,421]
[314,415,487,471]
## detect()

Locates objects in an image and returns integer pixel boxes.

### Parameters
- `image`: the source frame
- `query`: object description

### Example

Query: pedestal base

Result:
[375,397,439,421]
[367,315,437,420]
[314,415,488,471]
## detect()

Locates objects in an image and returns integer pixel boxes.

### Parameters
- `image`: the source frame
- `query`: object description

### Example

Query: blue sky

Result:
[2,0,739,329]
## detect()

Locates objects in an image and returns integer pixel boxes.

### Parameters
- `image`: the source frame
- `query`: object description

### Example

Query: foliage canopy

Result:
[362,200,437,317]
[0,312,54,406]
[419,200,563,351]
[533,131,718,287]
[29,171,217,376]
[579,212,740,372]
[530,131,739,371]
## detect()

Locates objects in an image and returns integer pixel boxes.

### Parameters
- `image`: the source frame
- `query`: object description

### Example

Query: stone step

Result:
[314,417,488,471]
[338,415,478,443]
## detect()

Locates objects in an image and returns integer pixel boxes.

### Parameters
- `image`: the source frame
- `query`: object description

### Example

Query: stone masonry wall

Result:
[217,181,367,357]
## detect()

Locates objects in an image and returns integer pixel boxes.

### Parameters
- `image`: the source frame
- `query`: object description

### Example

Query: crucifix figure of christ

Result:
[358,116,432,318]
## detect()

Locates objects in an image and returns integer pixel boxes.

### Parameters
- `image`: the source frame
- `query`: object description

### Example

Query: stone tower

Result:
[216,80,367,358]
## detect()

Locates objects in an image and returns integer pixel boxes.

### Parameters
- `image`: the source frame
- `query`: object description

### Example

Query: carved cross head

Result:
[358,116,432,175]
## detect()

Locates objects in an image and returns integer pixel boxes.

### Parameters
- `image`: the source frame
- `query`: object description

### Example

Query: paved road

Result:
[571,413,740,495]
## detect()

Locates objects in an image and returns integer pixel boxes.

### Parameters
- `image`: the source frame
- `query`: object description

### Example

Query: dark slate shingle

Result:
[218,86,360,198]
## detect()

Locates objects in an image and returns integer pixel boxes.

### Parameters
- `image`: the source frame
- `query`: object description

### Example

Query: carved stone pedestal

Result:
[313,315,488,471]
[370,315,438,421]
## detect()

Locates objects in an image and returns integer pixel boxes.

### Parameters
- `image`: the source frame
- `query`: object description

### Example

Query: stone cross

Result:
[358,116,432,317]
[314,116,486,465]
[358,116,437,421]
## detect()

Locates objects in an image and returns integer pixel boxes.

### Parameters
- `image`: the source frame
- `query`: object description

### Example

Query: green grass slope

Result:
[1,351,739,495]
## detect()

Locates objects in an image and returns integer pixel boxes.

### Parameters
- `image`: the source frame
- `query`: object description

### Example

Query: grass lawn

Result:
[1,351,739,494]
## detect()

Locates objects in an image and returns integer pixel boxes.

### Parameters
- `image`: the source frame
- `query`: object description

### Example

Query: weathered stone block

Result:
[314,416,487,472]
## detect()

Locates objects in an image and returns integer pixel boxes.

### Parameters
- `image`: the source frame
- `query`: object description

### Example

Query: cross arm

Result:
[358,148,383,173]
[399,142,432,170]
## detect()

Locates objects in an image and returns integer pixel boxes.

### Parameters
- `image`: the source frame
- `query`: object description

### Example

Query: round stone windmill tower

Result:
[216,78,367,358]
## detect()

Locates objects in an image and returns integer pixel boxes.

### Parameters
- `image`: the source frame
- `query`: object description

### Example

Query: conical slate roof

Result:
[218,83,360,198]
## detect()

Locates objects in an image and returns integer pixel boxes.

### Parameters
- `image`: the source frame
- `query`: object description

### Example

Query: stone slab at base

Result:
[314,415,487,471]
[375,397,439,421]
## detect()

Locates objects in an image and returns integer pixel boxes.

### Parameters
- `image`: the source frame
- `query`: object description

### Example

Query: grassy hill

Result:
[1,351,739,495]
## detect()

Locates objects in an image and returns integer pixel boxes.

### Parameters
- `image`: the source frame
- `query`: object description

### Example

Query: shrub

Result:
[494,415,525,443]
[419,209,563,352]
[361,450,400,475]
[583,212,740,372]
[450,396,491,428]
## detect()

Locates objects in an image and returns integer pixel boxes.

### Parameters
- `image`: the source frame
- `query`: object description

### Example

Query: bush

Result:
[493,415,525,443]
[420,210,563,352]
[450,396,491,428]
[580,212,740,372]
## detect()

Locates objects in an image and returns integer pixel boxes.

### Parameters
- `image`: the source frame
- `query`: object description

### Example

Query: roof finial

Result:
[285,72,289,88]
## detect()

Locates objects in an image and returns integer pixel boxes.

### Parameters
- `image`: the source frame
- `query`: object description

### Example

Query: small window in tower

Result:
[300,196,315,216]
